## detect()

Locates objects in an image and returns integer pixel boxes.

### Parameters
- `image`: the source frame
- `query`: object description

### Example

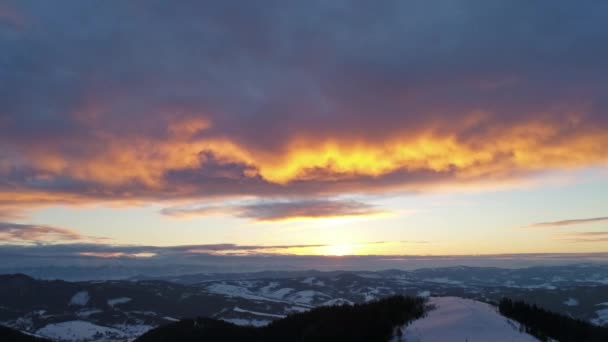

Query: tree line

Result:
[499,298,608,342]
[136,295,426,342]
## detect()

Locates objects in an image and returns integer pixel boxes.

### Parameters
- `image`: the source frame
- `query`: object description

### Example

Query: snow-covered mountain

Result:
[2,265,608,341]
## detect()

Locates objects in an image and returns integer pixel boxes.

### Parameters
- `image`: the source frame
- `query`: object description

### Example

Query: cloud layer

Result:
[0,241,396,259]
[1,1,608,217]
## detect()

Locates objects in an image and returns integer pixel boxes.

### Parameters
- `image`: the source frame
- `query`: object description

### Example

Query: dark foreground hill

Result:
[135,296,425,342]
[0,326,51,342]
[499,298,608,342]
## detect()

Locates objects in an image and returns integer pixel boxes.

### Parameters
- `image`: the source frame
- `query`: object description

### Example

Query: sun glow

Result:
[322,244,355,256]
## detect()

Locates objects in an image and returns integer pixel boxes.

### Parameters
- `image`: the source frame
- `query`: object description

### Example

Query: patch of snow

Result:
[76,309,102,318]
[233,307,286,318]
[301,277,325,286]
[258,283,295,299]
[163,316,180,322]
[360,286,385,302]
[36,320,124,341]
[285,306,310,313]
[107,297,131,307]
[417,290,431,298]
[301,277,315,285]
[15,317,33,329]
[358,273,382,279]
[363,293,377,302]
[68,291,90,307]
[321,298,354,306]
[112,323,154,337]
[424,278,463,285]
[206,283,286,303]
[563,298,579,307]
[261,287,294,299]
[591,308,608,326]
[394,297,539,342]
[288,290,330,304]
[10,317,34,331]
[259,281,279,292]
[221,318,271,327]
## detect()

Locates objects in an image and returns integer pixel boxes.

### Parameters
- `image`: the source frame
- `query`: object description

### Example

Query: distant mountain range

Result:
[1,264,607,341]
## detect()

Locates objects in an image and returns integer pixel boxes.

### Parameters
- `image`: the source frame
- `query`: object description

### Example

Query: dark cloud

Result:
[161,198,385,221]
[529,217,608,228]
[236,199,383,221]
[1,0,608,212]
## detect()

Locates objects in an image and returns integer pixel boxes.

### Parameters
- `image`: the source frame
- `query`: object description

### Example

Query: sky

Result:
[1,1,607,261]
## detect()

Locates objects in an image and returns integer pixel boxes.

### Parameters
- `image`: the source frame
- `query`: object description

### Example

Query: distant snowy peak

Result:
[68,291,90,307]
[394,297,540,342]
[563,297,579,306]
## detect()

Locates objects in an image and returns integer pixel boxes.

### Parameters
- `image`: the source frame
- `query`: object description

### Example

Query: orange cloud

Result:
[2,0,608,221]
[3,112,608,214]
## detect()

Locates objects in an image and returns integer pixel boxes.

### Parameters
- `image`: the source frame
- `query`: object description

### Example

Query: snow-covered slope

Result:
[35,320,153,341]
[394,297,539,342]
[36,320,124,341]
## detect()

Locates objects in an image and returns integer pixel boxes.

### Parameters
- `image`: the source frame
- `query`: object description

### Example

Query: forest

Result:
[499,298,608,342]
[135,295,426,342]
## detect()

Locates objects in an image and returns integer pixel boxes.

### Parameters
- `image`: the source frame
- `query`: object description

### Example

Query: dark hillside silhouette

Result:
[0,326,51,342]
[499,298,608,342]
[136,295,425,342]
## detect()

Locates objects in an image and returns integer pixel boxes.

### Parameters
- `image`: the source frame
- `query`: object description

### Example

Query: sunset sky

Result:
[1,1,607,259]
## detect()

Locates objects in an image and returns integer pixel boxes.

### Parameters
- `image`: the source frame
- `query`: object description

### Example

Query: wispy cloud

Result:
[0,222,108,243]
[528,217,608,228]
[160,205,227,218]
[161,199,387,222]
[237,199,386,222]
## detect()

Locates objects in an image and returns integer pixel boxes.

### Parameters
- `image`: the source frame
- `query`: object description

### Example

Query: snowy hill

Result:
[395,297,539,342]
[2,269,608,341]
